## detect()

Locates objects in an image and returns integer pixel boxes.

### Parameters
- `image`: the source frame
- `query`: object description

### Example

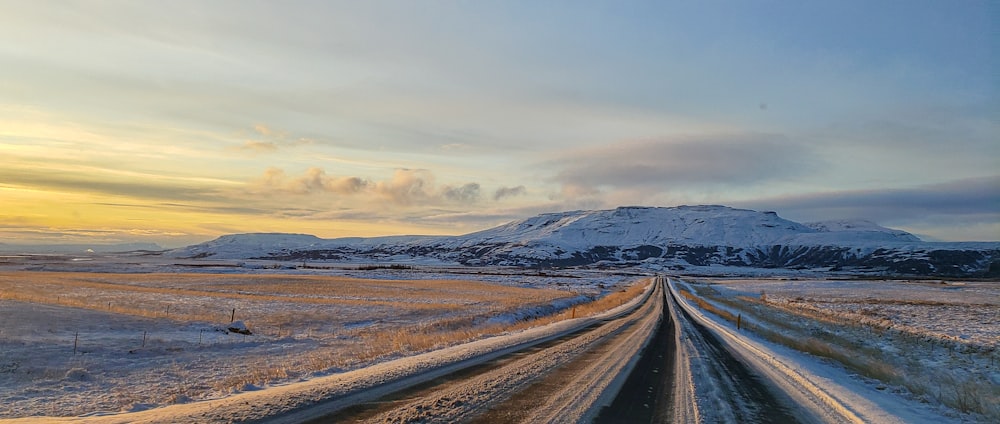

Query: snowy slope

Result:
[168,206,1000,276]
[171,206,823,260]
[439,206,818,248]
[431,206,929,250]
[801,220,921,244]
[176,233,327,259]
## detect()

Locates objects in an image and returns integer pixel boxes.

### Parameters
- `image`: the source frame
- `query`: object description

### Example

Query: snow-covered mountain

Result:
[170,206,1000,277]
[803,220,921,243]
[431,206,922,249]
[178,233,326,259]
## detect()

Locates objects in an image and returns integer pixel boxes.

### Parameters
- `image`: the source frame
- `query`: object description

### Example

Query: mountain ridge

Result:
[170,206,1000,277]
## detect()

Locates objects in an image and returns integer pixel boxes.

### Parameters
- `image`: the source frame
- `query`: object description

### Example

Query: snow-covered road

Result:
[667,277,958,424]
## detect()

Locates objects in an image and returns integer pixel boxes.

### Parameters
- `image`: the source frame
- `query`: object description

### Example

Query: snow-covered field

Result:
[0,264,628,419]
[4,249,996,423]
[713,279,1000,349]
[677,278,1000,422]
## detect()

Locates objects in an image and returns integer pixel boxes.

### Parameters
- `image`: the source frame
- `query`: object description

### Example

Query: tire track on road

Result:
[679,303,803,423]
[594,283,675,423]
[309,282,662,423]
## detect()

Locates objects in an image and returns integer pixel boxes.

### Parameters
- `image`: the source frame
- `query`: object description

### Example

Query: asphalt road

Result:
[303,284,659,423]
[593,287,676,423]
[671,285,804,424]
[293,279,808,423]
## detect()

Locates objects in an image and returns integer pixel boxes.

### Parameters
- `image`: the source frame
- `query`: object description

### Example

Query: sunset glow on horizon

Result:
[1,1,997,247]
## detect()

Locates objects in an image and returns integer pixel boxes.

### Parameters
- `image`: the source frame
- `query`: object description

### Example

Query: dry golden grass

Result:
[677,287,738,323]
[0,271,651,398]
[0,271,571,328]
[273,278,653,376]
[680,284,903,380]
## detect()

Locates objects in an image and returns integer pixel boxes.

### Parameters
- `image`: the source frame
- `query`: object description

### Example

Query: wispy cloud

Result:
[494,185,526,201]
[229,124,314,155]
[0,166,224,204]
[737,176,999,220]
[440,143,471,151]
[235,140,279,153]
[253,124,276,137]
[544,134,815,199]
[0,224,197,247]
[442,183,481,203]
[734,176,1000,241]
[254,167,370,195]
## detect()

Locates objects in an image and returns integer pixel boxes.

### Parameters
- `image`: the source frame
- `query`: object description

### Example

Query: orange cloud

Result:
[249,167,481,205]
[235,140,279,153]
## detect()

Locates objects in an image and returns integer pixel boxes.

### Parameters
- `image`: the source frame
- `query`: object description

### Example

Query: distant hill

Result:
[0,242,163,254]
[170,206,1000,277]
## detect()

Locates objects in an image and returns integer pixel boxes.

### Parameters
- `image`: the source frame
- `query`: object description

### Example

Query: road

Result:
[592,281,675,423]
[667,281,803,423]
[303,280,662,423]
[289,276,817,424]
[4,276,900,423]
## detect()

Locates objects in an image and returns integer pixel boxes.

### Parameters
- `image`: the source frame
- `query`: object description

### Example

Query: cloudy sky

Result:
[1,1,996,247]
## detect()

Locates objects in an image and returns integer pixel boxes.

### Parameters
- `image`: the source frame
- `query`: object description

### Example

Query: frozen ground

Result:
[4,251,995,422]
[677,277,1000,422]
[711,279,999,349]
[0,263,628,419]
[0,252,628,293]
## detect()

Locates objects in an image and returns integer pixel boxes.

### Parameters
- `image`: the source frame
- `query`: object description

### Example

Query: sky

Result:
[0,0,997,248]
